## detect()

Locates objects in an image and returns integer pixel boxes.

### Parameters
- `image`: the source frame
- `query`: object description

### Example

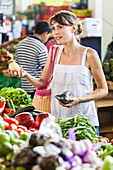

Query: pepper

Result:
[35,112,49,128]
[0,96,5,115]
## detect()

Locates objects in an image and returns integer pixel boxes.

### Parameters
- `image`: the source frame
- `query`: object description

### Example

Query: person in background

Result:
[46,38,57,51]
[9,11,108,135]
[15,20,51,98]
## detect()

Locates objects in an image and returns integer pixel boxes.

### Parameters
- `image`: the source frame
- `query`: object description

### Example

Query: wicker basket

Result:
[107,81,113,90]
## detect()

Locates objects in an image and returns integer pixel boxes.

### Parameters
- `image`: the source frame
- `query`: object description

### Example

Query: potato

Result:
[9,62,20,71]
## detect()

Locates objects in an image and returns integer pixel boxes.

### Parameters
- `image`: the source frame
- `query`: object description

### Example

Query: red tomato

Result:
[17,125,27,132]
[4,108,15,116]
[3,121,9,130]
[5,57,9,61]
[9,123,18,130]
[15,128,24,135]
[4,118,19,126]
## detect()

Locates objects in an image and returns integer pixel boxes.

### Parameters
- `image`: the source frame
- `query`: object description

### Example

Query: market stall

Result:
[0,87,113,170]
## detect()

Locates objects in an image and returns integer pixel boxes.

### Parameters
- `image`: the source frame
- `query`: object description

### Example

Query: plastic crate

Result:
[71,9,92,17]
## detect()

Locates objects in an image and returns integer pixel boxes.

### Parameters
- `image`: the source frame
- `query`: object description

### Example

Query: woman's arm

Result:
[9,47,53,88]
[78,48,108,102]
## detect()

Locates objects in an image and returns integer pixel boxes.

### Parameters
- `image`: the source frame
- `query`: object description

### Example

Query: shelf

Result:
[95,99,113,108]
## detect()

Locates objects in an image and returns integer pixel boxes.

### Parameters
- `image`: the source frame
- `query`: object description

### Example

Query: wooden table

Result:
[95,97,113,139]
[95,98,113,108]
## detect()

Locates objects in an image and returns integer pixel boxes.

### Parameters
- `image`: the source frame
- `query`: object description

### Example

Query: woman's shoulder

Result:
[86,47,100,66]
[86,47,99,58]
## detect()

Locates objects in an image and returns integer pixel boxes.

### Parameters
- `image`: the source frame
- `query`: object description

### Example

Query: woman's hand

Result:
[8,66,27,78]
[58,97,79,108]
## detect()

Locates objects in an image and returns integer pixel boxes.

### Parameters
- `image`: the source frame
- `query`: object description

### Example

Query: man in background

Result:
[15,20,51,98]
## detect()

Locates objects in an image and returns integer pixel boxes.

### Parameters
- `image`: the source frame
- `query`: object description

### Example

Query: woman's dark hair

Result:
[50,10,82,42]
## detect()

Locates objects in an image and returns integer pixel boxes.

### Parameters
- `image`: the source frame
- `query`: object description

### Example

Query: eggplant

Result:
[55,91,74,104]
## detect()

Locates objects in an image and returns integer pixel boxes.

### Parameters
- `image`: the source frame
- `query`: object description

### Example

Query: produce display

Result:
[0,89,113,170]
[0,35,27,74]
[0,116,32,170]
[102,58,113,81]
[0,48,15,73]
[56,114,100,143]
[0,87,32,111]
[4,116,113,170]
[0,35,27,54]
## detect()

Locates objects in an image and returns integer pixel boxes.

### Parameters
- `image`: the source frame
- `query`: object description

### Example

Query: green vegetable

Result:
[97,143,113,160]
[15,166,26,170]
[102,156,113,170]
[56,114,99,142]
[0,87,32,111]
[0,164,6,170]
[6,99,16,112]
[0,142,13,156]
[0,121,5,132]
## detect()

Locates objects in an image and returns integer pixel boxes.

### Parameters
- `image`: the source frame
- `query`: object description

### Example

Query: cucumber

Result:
[10,105,36,118]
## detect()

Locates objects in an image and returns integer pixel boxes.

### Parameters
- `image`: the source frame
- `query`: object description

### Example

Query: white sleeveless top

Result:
[51,46,99,126]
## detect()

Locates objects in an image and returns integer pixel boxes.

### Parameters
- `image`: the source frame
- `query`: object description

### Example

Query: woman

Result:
[9,10,108,135]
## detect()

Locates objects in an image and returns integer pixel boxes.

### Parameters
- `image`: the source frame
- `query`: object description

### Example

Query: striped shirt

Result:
[15,35,48,93]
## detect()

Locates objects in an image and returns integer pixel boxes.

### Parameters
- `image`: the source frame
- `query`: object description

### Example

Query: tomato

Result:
[5,57,9,61]
[4,118,19,126]
[15,128,24,135]
[17,125,27,132]
[3,121,9,130]
[4,108,15,116]
[9,124,18,130]
[4,50,9,56]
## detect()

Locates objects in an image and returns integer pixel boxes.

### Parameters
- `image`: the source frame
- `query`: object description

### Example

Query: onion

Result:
[9,61,20,71]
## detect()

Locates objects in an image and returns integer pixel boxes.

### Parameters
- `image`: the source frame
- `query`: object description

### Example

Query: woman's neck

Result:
[63,39,80,57]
